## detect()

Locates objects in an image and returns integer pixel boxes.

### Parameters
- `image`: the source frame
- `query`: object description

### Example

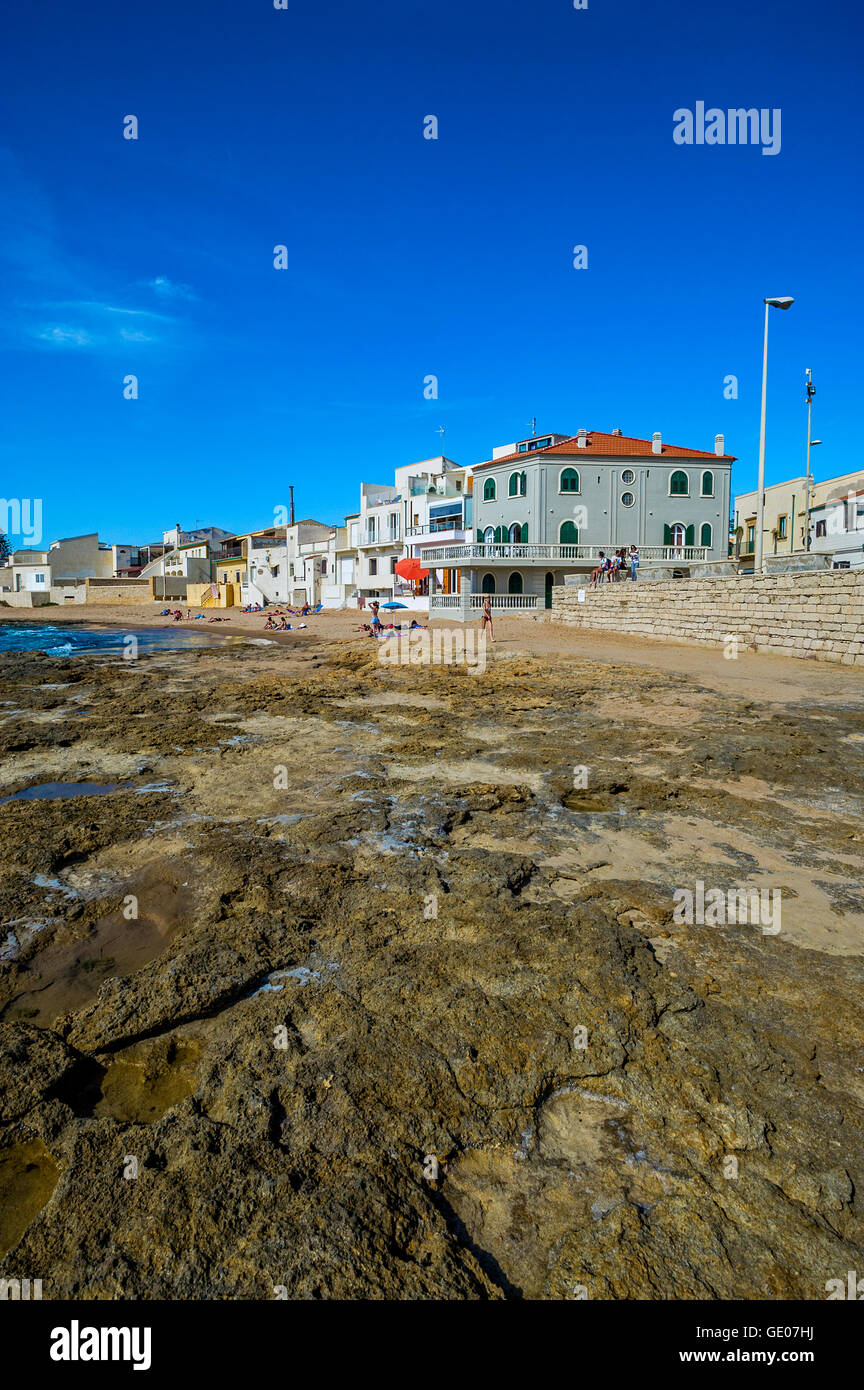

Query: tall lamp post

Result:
[755,296,794,574]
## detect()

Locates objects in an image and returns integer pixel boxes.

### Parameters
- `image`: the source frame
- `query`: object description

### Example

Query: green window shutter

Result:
[483,478,495,501]
[670,470,688,495]
[663,523,672,545]
[476,529,483,542]
[560,521,578,544]
[521,522,528,542]
[700,523,712,546]
[508,474,517,496]
[685,524,695,546]
[520,472,526,496]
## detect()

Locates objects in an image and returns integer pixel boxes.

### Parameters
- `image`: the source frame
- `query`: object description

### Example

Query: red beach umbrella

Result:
[394,557,429,582]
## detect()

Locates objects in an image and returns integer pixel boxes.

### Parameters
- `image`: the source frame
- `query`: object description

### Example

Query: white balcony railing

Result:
[429,593,540,611]
[359,529,401,547]
[420,543,710,565]
[405,523,466,538]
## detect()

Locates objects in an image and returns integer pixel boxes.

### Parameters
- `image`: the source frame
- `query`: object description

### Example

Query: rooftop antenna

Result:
[435,426,446,454]
[527,417,537,437]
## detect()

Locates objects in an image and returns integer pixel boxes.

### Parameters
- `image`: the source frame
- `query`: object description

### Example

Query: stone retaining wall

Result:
[84,578,154,604]
[551,570,864,665]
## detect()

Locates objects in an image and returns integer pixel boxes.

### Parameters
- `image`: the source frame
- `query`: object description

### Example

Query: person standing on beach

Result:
[480,594,495,643]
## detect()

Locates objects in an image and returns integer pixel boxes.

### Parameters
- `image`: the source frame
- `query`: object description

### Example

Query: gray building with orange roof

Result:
[420,428,735,614]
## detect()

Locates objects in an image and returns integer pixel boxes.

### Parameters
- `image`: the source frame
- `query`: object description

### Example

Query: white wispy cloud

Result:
[148,276,196,301]
[35,325,92,347]
[0,151,197,353]
[56,300,174,322]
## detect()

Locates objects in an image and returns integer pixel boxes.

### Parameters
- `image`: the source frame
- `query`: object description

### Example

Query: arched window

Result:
[560,520,579,545]
[509,523,521,543]
[483,477,496,501]
[559,468,580,493]
[665,522,686,548]
[483,526,495,544]
[701,470,714,497]
[700,522,712,547]
[508,472,520,497]
[481,573,496,594]
[494,525,506,543]
[669,470,689,496]
[508,572,523,595]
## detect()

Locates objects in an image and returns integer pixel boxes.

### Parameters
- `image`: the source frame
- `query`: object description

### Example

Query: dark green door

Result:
[545,571,554,608]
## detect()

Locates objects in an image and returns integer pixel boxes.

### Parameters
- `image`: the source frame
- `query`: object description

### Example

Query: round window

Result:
[621,491,635,507]
[621,469,634,484]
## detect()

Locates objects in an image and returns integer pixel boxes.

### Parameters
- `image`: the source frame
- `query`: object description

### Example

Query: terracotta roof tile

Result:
[473,431,735,469]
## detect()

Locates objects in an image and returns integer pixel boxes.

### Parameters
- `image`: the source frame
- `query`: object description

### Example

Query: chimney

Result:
[289,485,295,525]
[651,432,662,455]
[714,433,725,457]
[612,427,622,436]
[576,428,588,449]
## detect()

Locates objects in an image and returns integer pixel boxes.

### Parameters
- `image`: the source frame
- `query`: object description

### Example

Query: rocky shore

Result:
[1,633,862,1298]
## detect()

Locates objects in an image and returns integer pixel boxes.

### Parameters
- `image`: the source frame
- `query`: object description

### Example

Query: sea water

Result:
[0,624,243,656]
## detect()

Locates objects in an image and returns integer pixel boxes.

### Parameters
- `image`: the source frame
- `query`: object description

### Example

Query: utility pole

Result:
[804,369,815,550]
[289,486,295,526]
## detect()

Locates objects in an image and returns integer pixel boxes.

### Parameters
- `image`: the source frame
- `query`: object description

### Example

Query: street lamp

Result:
[755,296,794,575]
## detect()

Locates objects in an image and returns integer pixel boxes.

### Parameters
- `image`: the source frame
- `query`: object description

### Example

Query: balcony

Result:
[419,543,711,566]
[406,525,468,545]
[359,529,402,548]
[430,593,540,613]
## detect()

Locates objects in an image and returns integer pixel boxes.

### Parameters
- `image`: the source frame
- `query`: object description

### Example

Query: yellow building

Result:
[214,553,245,606]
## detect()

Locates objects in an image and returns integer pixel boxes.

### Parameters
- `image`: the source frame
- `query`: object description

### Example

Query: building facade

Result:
[734,468,864,569]
[423,429,734,608]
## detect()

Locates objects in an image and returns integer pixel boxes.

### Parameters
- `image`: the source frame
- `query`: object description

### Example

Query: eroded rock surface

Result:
[0,639,862,1298]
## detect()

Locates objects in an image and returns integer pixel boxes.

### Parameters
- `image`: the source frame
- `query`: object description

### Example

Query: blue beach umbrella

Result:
[380,601,408,609]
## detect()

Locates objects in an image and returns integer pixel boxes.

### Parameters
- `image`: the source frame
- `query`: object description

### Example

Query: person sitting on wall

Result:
[590,552,607,587]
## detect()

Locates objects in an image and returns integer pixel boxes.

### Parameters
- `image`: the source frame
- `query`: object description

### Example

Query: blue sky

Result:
[1,0,860,545]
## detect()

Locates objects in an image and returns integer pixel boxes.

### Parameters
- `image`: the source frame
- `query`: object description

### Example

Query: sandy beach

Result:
[3,599,860,701]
